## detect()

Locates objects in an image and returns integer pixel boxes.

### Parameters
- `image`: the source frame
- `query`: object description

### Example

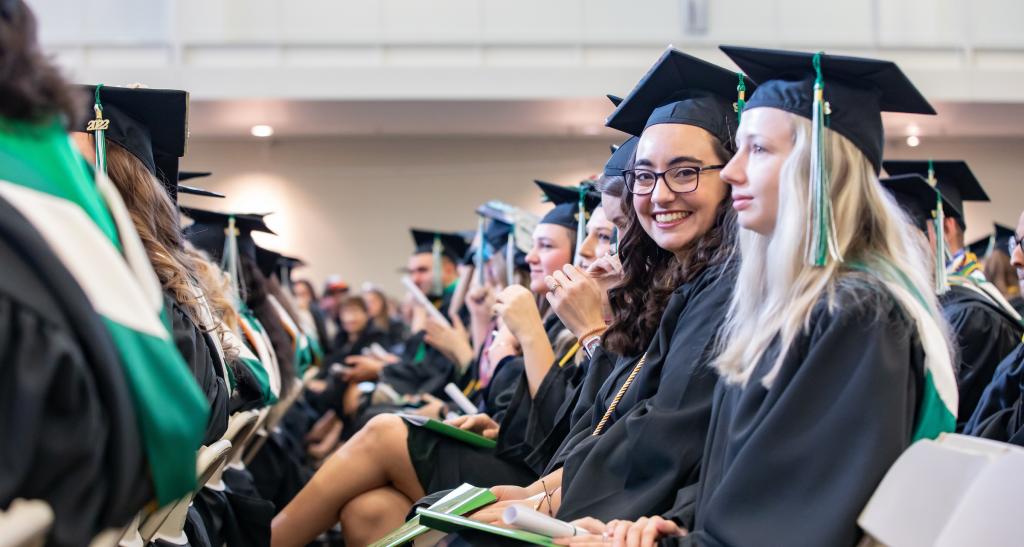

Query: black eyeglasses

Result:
[622,165,725,195]
[1010,235,1024,256]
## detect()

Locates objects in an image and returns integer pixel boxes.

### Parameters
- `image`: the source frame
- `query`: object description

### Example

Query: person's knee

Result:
[354,413,404,450]
[340,491,382,530]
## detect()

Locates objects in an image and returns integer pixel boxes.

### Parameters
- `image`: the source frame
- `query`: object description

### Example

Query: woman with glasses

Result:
[464,48,750,532]
[567,46,957,547]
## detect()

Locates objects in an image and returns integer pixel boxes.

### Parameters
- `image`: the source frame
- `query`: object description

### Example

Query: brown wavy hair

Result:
[103,141,225,334]
[602,138,737,356]
[0,0,80,126]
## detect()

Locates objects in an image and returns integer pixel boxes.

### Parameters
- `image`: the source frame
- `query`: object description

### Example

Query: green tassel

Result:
[611,226,619,256]
[431,234,443,296]
[574,185,586,266]
[475,215,486,286]
[806,52,842,267]
[91,84,108,176]
[928,160,950,295]
[222,216,243,306]
[735,73,746,122]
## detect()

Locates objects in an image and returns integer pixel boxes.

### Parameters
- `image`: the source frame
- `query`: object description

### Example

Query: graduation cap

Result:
[604,136,639,177]
[719,46,936,267]
[255,246,305,282]
[720,46,936,174]
[78,84,189,201]
[535,180,602,266]
[881,160,987,225]
[410,229,470,295]
[181,207,275,262]
[879,173,954,294]
[605,47,755,150]
[967,224,1017,260]
[176,171,225,199]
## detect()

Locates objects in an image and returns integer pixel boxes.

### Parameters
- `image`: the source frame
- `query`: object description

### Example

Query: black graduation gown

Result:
[166,294,230,446]
[963,343,1024,444]
[1010,295,1024,319]
[673,280,925,547]
[0,195,148,547]
[941,284,1022,430]
[554,262,735,523]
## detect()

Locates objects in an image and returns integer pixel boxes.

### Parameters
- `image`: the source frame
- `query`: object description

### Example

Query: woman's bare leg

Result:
[270,414,426,547]
[340,487,414,547]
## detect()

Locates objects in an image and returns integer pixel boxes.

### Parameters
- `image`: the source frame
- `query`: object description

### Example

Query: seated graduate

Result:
[880,167,1022,429]
[292,279,333,354]
[0,4,177,543]
[972,224,1024,316]
[567,46,958,547]
[71,84,231,448]
[363,284,408,349]
[470,48,748,531]
[269,188,595,547]
[963,209,1024,444]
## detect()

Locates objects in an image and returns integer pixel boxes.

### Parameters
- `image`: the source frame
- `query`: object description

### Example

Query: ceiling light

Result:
[251,125,274,138]
[906,135,920,147]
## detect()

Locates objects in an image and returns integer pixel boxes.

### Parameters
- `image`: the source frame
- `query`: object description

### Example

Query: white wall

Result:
[178,135,612,295]
[180,134,1024,297]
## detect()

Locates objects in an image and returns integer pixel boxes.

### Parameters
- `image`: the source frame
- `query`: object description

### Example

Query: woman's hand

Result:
[545,264,607,338]
[424,314,474,368]
[445,413,500,439]
[562,516,685,547]
[493,285,545,342]
[486,325,520,364]
[585,254,624,293]
[411,393,448,418]
[466,279,497,321]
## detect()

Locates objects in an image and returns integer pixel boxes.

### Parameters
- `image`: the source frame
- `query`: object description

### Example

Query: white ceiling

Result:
[188,99,1024,140]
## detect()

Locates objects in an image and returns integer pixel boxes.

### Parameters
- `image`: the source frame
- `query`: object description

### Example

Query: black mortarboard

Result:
[881,160,988,224]
[879,174,947,233]
[176,171,225,199]
[79,84,189,200]
[967,223,1017,259]
[410,229,470,262]
[534,180,601,230]
[607,94,623,107]
[254,247,305,280]
[605,47,754,150]
[604,136,638,177]
[720,46,936,173]
[181,207,275,262]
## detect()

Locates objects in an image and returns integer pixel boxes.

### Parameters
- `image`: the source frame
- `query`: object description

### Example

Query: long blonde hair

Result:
[713,114,951,386]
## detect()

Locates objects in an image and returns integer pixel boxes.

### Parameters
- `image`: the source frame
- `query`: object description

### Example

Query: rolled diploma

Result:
[444,383,478,415]
[502,505,578,537]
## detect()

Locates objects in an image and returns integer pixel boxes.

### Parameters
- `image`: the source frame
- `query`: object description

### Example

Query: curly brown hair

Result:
[0,0,81,126]
[601,139,737,356]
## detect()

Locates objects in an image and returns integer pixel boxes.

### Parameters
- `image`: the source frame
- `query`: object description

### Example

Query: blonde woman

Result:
[561,48,957,547]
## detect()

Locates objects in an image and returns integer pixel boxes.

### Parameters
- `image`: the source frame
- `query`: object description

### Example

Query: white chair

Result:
[138,439,232,544]
[205,411,260,491]
[0,499,53,547]
[858,433,1024,547]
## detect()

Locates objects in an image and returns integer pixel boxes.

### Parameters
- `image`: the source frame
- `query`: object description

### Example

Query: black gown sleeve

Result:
[680,289,922,547]
[941,288,1022,429]
[167,295,229,446]
[962,344,1024,444]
